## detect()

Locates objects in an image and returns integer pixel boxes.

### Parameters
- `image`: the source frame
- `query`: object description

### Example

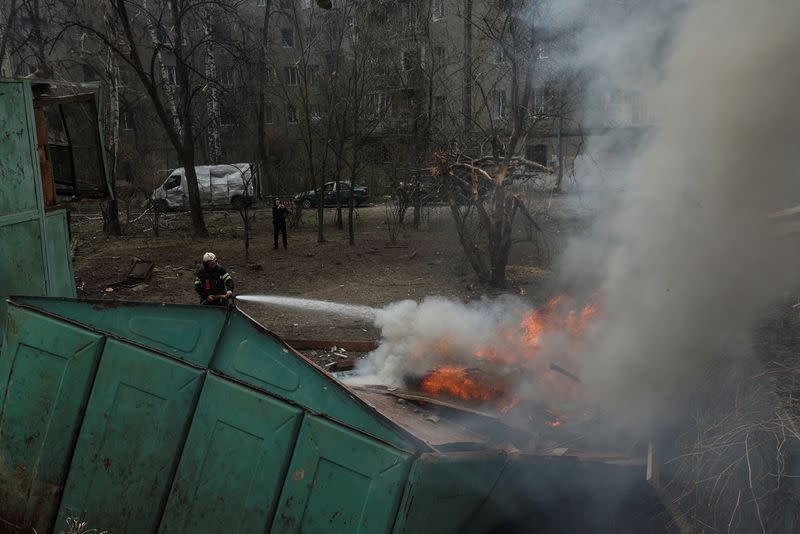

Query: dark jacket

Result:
[194,264,234,302]
[272,205,288,226]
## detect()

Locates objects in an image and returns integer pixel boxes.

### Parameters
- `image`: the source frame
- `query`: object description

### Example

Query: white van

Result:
[151,163,256,210]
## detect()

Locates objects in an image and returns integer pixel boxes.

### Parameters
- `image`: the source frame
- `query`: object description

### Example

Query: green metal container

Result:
[0,297,651,533]
[0,78,110,341]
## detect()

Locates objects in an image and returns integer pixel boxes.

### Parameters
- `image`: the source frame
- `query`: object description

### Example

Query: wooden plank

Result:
[34,93,95,106]
[33,106,56,207]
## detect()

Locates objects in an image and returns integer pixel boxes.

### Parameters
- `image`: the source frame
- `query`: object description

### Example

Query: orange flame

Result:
[413,293,600,414]
[418,366,518,412]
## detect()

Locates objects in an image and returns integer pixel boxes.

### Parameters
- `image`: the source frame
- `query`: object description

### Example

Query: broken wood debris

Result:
[549,362,582,383]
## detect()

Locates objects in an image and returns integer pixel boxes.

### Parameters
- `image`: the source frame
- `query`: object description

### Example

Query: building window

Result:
[432,0,445,20]
[221,66,236,87]
[311,104,322,120]
[256,0,266,6]
[265,103,274,124]
[532,87,546,115]
[164,65,177,85]
[401,49,419,71]
[526,144,548,166]
[493,89,506,119]
[366,92,389,118]
[285,66,299,86]
[265,66,276,84]
[281,27,294,47]
[279,0,292,8]
[120,110,133,130]
[308,65,320,86]
[287,104,298,124]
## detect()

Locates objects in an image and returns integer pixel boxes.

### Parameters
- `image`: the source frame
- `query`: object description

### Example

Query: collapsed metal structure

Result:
[0,297,654,533]
[0,77,663,533]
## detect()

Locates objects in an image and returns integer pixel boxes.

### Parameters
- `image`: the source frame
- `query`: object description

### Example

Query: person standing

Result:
[272,198,288,250]
[194,252,234,305]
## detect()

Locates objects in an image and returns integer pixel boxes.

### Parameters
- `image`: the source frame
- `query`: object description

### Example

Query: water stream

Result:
[236,295,379,321]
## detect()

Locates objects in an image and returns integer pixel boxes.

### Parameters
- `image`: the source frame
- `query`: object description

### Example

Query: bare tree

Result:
[59,0,254,237]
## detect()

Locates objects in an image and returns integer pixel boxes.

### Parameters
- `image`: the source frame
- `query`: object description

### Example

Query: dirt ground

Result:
[70,197,594,344]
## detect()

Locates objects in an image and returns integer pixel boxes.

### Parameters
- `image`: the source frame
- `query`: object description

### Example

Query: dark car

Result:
[293,181,369,208]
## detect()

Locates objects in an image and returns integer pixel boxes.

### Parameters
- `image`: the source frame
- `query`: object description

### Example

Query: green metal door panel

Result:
[212,312,413,451]
[13,297,225,366]
[0,80,39,214]
[270,415,411,534]
[159,375,302,533]
[391,452,508,534]
[55,339,204,533]
[43,211,77,298]
[0,222,47,344]
[0,306,104,532]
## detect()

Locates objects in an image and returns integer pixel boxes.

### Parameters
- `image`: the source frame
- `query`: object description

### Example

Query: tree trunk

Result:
[145,6,181,136]
[170,0,207,237]
[256,0,273,195]
[462,0,472,138]
[204,9,222,164]
[348,195,355,246]
[102,55,122,235]
[554,115,564,192]
[335,178,343,229]
[0,0,18,76]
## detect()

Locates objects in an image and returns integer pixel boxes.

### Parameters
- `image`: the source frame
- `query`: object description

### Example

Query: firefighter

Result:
[194,252,234,305]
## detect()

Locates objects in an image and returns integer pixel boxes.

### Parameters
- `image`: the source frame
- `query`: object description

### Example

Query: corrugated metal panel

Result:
[0,220,46,329]
[0,307,104,533]
[55,340,204,532]
[0,81,40,215]
[271,415,411,534]
[159,375,302,533]
[13,297,226,366]
[392,452,508,534]
[210,311,415,451]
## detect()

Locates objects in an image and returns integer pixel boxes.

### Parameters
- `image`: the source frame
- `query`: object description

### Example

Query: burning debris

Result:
[345,294,600,429]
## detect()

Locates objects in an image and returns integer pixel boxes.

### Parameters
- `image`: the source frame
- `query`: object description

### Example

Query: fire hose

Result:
[203,294,236,307]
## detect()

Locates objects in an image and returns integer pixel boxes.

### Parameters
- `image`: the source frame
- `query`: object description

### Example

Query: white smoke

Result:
[562,0,800,432]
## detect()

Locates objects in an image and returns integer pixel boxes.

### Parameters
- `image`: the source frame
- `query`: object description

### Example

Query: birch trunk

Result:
[101,18,121,235]
[203,10,222,163]
[144,0,182,136]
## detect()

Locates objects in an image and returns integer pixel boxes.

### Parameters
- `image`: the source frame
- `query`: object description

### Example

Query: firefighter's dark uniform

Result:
[194,264,234,305]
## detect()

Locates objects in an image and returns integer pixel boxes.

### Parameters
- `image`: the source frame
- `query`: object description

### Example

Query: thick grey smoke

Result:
[565,0,800,432]
[347,296,528,387]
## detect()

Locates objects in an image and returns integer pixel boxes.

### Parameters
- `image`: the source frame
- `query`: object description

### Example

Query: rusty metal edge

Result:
[284,338,378,352]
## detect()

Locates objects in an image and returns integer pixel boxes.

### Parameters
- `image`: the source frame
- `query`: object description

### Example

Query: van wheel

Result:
[301,198,312,209]
[231,195,244,210]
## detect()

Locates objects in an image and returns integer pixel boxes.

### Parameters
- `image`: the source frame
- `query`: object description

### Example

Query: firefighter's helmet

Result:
[202,252,216,263]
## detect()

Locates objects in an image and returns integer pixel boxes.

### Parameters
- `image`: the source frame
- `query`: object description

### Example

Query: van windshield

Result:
[164,175,181,190]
